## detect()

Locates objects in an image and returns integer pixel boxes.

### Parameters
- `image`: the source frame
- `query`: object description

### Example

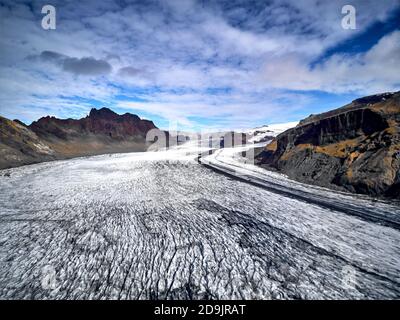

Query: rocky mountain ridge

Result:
[0,108,158,169]
[256,91,400,198]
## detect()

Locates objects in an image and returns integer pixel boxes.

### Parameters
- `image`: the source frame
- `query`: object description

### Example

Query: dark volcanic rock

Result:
[30,107,157,140]
[28,107,158,157]
[0,108,159,169]
[0,116,56,169]
[257,91,400,198]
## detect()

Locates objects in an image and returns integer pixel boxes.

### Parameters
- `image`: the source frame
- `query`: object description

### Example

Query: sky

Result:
[0,0,399,131]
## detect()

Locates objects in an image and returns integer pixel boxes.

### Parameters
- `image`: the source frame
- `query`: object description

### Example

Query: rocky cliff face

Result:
[0,116,56,169]
[30,107,156,140]
[28,107,158,158]
[0,108,158,169]
[256,92,400,198]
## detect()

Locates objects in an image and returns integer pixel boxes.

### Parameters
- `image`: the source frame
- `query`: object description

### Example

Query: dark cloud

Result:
[118,66,143,77]
[37,51,112,76]
[62,57,112,76]
[40,51,66,62]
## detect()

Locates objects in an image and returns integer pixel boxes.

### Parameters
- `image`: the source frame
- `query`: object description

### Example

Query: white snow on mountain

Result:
[247,122,298,142]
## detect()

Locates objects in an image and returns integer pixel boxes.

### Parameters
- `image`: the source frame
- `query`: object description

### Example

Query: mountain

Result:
[0,116,57,169]
[247,122,298,143]
[256,91,400,198]
[29,107,157,157]
[0,108,159,169]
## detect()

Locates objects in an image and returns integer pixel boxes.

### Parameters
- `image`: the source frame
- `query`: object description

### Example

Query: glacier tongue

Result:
[0,144,399,299]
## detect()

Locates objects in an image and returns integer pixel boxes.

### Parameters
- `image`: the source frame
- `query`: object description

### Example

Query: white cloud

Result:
[261,31,400,94]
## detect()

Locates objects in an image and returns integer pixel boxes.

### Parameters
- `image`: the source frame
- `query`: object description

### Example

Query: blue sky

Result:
[0,0,399,131]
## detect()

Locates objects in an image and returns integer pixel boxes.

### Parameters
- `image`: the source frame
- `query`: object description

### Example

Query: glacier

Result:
[0,141,399,299]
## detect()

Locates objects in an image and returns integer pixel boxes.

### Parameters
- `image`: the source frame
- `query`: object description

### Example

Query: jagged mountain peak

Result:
[87,107,147,124]
[88,107,118,119]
